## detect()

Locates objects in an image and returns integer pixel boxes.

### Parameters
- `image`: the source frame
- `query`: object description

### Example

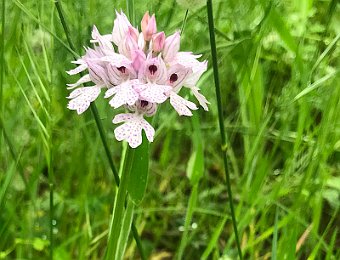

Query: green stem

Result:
[90,104,120,185]
[126,0,135,27]
[206,1,243,259]
[54,2,146,259]
[180,10,188,35]
[106,146,134,258]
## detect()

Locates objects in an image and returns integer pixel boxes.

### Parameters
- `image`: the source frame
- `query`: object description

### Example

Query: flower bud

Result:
[118,27,139,58]
[151,32,165,52]
[141,11,157,41]
[163,31,180,62]
[112,10,132,46]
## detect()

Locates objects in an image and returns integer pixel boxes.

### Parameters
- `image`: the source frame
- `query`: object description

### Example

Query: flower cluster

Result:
[67,11,209,148]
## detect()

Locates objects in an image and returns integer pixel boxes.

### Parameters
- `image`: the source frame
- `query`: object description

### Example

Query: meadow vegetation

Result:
[0,0,339,259]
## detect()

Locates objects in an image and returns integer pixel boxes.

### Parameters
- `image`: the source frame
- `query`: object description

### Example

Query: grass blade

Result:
[206,0,243,259]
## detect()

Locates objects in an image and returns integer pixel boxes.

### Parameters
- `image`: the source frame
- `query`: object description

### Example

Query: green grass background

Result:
[1,0,339,259]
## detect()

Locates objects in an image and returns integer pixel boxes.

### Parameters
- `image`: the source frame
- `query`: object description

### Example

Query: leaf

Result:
[186,113,204,185]
[115,199,134,260]
[294,70,338,101]
[127,132,149,205]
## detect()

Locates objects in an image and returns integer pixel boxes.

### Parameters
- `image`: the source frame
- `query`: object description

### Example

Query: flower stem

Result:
[106,146,134,258]
[206,1,243,259]
[54,2,146,259]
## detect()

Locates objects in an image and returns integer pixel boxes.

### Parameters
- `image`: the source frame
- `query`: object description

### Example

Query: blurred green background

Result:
[0,0,339,259]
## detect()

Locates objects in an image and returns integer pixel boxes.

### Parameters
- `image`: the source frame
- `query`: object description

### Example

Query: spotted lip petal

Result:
[137,83,172,104]
[113,113,155,148]
[67,86,101,114]
[105,80,140,108]
[169,92,198,116]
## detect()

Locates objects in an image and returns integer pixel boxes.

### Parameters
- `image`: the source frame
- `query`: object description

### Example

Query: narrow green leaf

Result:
[271,207,279,260]
[294,70,338,101]
[115,199,134,260]
[311,33,340,76]
[106,147,135,259]
[201,216,228,260]
[127,133,149,205]
[186,113,204,185]
[325,228,337,260]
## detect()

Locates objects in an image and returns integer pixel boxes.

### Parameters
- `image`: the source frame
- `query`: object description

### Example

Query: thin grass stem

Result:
[180,10,188,35]
[126,0,135,27]
[206,0,243,259]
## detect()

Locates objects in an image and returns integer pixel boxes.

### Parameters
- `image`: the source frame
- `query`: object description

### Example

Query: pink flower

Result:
[66,10,209,148]
[141,12,157,41]
[172,52,210,110]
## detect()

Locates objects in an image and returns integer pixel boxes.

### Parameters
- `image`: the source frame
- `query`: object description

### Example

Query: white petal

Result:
[114,120,143,148]
[67,87,101,114]
[67,86,95,99]
[112,113,135,124]
[191,86,210,111]
[66,64,88,75]
[139,83,171,104]
[184,61,208,87]
[100,53,131,67]
[71,59,85,65]
[112,113,155,148]
[169,92,198,116]
[104,87,117,98]
[140,119,155,142]
[66,74,91,89]
[108,82,139,108]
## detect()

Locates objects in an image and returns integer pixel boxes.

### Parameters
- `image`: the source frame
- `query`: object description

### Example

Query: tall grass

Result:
[1,0,339,259]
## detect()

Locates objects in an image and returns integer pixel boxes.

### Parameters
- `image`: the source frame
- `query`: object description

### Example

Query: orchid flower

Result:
[66,10,209,147]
